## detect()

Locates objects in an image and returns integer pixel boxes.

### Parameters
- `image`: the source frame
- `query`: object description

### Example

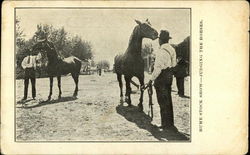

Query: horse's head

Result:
[33,39,58,59]
[33,39,48,53]
[32,39,57,66]
[135,19,158,40]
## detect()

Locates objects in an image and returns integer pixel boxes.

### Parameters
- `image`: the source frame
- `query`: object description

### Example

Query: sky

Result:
[17,9,190,65]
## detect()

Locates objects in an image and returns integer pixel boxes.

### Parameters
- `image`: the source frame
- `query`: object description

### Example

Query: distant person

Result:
[144,30,177,131]
[98,67,102,76]
[174,57,188,97]
[96,66,99,75]
[97,66,101,76]
[99,68,102,76]
[21,49,39,100]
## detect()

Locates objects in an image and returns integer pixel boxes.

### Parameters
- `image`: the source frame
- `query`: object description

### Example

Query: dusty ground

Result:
[16,72,190,141]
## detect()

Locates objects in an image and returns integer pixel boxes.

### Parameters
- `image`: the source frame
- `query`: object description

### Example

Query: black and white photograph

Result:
[15,8,191,142]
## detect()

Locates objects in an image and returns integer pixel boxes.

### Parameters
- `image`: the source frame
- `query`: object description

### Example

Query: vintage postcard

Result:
[1,0,248,154]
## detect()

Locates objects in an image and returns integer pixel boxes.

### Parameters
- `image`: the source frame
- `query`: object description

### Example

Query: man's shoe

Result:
[179,94,185,97]
[164,125,179,132]
[158,125,167,131]
[159,125,167,129]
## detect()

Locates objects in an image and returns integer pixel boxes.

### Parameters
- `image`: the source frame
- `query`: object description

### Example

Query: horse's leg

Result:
[125,76,132,106]
[117,73,123,103]
[72,74,79,97]
[138,75,145,112]
[48,76,53,101]
[57,76,62,99]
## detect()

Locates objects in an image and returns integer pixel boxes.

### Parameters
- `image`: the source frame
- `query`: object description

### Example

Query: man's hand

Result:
[141,80,152,91]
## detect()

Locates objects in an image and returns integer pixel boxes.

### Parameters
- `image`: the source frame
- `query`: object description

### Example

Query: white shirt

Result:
[150,43,176,81]
[21,55,38,69]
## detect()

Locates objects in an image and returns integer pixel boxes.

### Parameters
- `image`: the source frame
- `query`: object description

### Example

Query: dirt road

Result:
[16,72,190,141]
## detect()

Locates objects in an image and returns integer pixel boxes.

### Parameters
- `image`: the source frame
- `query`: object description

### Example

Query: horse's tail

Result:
[114,54,123,74]
[114,54,119,64]
[74,57,82,74]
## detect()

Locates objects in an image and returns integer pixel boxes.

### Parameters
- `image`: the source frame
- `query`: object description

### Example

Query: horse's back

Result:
[63,56,80,63]
[60,56,82,74]
[176,36,190,62]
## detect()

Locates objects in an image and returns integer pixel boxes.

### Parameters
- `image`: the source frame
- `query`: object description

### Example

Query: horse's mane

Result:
[128,26,140,45]
[126,25,142,55]
[46,41,63,60]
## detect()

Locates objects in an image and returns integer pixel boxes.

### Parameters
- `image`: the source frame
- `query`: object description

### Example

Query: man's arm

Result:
[21,57,27,69]
[150,54,162,81]
[150,50,171,81]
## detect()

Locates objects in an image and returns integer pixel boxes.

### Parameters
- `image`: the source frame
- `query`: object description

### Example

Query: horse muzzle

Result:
[152,32,159,40]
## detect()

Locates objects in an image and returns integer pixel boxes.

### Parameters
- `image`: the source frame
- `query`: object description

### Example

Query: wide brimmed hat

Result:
[159,30,172,40]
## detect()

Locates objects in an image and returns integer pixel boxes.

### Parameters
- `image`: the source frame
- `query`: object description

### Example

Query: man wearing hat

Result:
[21,49,39,100]
[144,30,177,131]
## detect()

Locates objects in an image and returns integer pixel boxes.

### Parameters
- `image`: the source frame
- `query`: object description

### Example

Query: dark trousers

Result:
[176,77,184,96]
[154,69,174,127]
[23,68,36,99]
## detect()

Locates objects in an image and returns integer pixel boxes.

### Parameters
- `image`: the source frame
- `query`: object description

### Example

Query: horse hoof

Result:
[47,97,51,102]
[58,96,61,100]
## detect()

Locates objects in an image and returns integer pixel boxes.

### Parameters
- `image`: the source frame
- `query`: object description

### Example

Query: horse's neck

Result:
[126,26,143,56]
[47,49,61,65]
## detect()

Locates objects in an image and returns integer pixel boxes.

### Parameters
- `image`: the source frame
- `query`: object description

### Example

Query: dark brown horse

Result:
[114,19,158,111]
[174,36,190,75]
[33,39,82,101]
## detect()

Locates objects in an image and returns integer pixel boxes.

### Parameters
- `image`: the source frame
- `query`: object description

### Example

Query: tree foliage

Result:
[141,43,153,58]
[16,17,25,48]
[97,60,110,70]
[71,35,93,60]
[16,21,94,79]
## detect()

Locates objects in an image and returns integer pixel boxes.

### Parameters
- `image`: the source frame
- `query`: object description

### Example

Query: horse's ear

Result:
[145,18,151,25]
[135,19,142,25]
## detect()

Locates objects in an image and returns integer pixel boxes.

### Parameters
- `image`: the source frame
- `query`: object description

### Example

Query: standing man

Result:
[21,49,38,100]
[144,30,177,131]
[174,57,188,97]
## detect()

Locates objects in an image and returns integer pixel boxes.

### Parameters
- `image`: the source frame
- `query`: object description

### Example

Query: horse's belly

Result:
[123,60,144,75]
[59,63,74,75]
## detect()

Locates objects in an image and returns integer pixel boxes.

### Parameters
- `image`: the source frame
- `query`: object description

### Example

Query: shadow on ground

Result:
[116,104,189,141]
[17,96,77,109]
[17,99,33,105]
[180,95,190,99]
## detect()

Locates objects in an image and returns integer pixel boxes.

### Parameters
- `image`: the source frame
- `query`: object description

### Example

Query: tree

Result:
[90,59,96,67]
[71,35,93,60]
[97,60,110,70]
[141,43,153,58]
[15,23,94,78]
[16,17,25,48]
[16,17,29,79]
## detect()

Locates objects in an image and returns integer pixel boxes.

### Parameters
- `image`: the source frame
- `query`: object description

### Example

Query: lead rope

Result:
[147,83,154,121]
